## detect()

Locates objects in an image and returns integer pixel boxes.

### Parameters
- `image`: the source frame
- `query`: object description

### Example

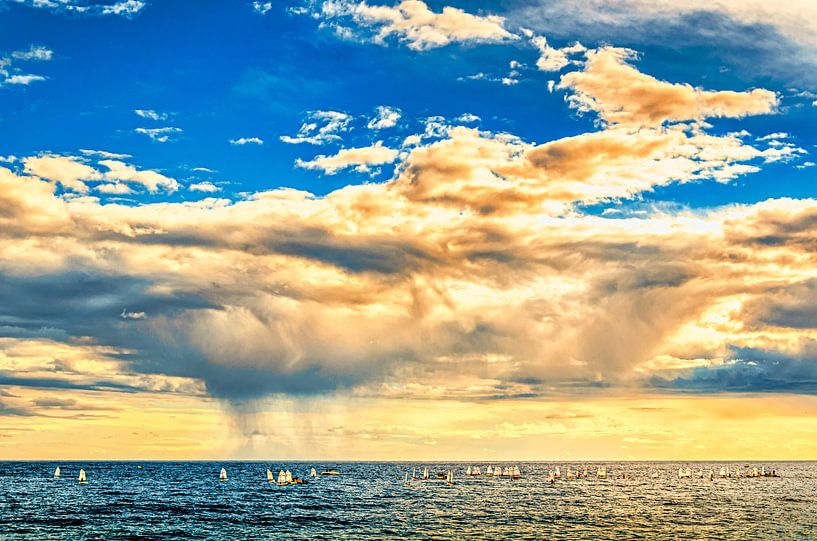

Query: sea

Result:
[1,461,815,540]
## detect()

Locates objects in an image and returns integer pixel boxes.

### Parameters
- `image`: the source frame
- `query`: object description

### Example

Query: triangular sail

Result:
[78,469,86,482]
[54,467,60,478]
[423,467,429,479]
[220,467,227,480]
[278,470,286,484]
[311,467,316,477]
[267,469,274,482]
[285,470,293,483]
[466,466,471,475]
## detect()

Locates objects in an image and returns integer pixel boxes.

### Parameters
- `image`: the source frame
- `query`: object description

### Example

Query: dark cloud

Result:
[650,345,817,394]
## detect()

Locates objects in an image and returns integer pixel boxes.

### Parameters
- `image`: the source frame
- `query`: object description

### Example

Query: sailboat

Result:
[423,467,429,480]
[597,466,607,479]
[566,468,575,480]
[412,467,418,481]
[486,465,493,476]
[512,465,521,479]
[466,466,472,476]
[719,467,728,478]
[285,470,293,484]
[404,472,410,486]
[311,467,317,478]
[267,469,274,482]
[277,470,287,486]
[54,467,60,478]
[446,470,455,486]
[78,469,87,484]
[547,471,555,484]
[219,468,228,481]
[554,466,561,478]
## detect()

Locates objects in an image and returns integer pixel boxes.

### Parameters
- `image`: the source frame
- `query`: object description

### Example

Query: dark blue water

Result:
[1,462,815,539]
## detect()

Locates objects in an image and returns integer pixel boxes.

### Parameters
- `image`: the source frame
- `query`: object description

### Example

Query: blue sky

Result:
[2,0,813,204]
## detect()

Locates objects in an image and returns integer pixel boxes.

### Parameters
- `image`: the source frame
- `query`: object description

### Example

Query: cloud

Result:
[531,36,585,72]
[280,110,352,145]
[3,74,46,86]
[189,181,221,193]
[23,154,101,192]
[318,0,517,50]
[135,127,182,143]
[13,0,146,17]
[0,46,813,408]
[367,105,401,130]
[229,137,264,146]
[252,1,273,14]
[11,45,53,62]
[558,47,779,127]
[296,142,399,174]
[134,109,168,121]
[99,159,179,193]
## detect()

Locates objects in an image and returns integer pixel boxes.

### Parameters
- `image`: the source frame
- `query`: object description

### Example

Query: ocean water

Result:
[1,461,815,540]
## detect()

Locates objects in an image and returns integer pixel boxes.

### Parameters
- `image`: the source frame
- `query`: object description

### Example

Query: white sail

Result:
[404,472,409,484]
[285,470,293,483]
[413,467,417,479]
[278,470,286,484]
[513,465,521,478]
[466,466,472,476]
[719,467,727,478]
[486,465,493,475]
[220,467,227,480]
[54,466,60,478]
[267,469,274,482]
[423,467,429,480]
[78,469,87,483]
[597,466,606,479]
[311,467,317,477]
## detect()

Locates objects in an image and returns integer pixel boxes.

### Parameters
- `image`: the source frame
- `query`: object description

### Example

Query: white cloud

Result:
[135,127,182,143]
[295,142,399,174]
[456,113,480,123]
[134,109,169,121]
[96,182,133,195]
[23,154,100,193]
[3,74,46,85]
[367,105,402,130]
[99,160,180,193]
[252,1,273,14]
[319,0,517,50]
[189,181,221,193]
[11,45,53,62]
[101,0,145,16]
[79,149,132,159]
[229,137,264,146]
[280,110,352,145]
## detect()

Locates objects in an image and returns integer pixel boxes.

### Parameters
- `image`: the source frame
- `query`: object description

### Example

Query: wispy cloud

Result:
[229,137,264,146]
[134,109,169,121]
[280,110,352,145]
[135,127,182,143]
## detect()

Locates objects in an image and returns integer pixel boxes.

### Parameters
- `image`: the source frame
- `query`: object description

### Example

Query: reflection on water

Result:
[1,462,816,539]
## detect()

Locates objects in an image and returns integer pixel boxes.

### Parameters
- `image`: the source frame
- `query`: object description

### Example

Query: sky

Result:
[1,0,817,460]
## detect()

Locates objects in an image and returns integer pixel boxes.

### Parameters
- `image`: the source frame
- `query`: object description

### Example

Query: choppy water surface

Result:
[1,461,815,539]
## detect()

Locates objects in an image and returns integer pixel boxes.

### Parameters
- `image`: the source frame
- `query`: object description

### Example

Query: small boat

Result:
[267,469,274,482]
[219,468,228,481]
[423,467,429,480]
[651,472,659,479]
[547,471,555,484]
[597,466,607,479]
[78,469,87,484]
[137,465,143,470]
[554,466,561,478]
[54,467,60,478]
[486,465,493,476]
[311,468,317,478]
[512,465,521,479]
[446,470,455,486]
[719,467,728,478]
[285,470,293,484]
[404,472,411,486]
[466,466,472,476]
[277,470,287,486]
[320,470,341,475]
[473,467,481,475]
[412,467,418,481]
[566,468,575,480]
